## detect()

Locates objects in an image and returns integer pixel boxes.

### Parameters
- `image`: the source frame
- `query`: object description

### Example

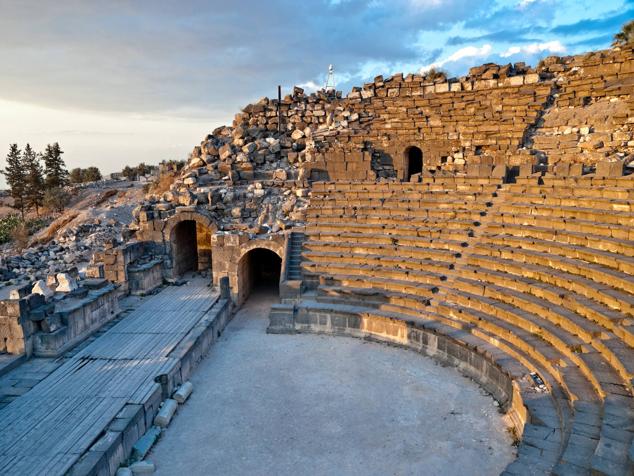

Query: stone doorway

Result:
[237,248,282,304]
[171,220,198,276]
[405,146,423,181]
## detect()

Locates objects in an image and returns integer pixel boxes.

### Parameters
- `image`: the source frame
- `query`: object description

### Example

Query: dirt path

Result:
[149,288,516,476]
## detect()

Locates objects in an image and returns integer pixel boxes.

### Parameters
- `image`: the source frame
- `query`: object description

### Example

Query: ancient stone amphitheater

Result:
[1,45,633,475]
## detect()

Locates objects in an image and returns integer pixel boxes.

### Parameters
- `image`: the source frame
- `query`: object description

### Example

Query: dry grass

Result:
[29,211,79,246]
[10,224,30,251]
[149,172,177,195]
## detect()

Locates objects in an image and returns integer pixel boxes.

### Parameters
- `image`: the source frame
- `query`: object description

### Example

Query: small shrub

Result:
[44,187,71,212]
[10,223,29,250]
[0,215,22,244]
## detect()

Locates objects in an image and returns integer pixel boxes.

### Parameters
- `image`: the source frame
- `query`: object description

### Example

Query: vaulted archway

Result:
[171,220,198,276]
[237,248,282,305]
[405,146,423,181]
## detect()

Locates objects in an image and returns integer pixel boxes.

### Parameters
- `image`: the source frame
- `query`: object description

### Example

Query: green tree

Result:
[43,187,70,212]
[136,162,150,177]
[122,165,138,181]
[614,20,634,46]
[1,144,27,219]
[23,144,45,215]
[43,142,69,189]
[70,167,85,184]
[84,166,102,182]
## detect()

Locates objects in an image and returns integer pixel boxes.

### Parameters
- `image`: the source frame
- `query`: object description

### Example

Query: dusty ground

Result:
[149,288,516,476]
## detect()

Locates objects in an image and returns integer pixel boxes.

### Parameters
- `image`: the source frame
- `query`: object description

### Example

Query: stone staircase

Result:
[286,232,305,281]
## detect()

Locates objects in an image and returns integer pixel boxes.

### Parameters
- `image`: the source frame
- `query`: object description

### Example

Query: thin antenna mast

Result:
[324,64,336,92]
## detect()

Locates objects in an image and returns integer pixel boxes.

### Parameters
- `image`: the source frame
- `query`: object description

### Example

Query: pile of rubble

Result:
[0,219,128,287]
[137,87,371,233]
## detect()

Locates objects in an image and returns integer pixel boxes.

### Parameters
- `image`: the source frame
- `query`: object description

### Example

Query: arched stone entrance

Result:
[171,220,198,276]
[167,212,214,277]
[405,146,423,181]
[237,248,282,305]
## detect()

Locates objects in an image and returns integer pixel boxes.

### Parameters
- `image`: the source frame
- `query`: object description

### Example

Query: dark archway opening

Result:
[172,220,198,276]
[238,248,282,304]
[406,146,423,181]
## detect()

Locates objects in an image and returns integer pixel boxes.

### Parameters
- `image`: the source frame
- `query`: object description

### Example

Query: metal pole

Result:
[277,85,282,133]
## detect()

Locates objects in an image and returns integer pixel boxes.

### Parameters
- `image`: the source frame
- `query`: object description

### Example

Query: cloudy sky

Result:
[0,0,631,181]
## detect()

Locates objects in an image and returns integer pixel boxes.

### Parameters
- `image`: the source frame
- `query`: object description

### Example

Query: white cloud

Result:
[421,44,493,72]
[500,40,566,58]
[409,0,446,7]
[517,0,538,8]
[296,80,322,93]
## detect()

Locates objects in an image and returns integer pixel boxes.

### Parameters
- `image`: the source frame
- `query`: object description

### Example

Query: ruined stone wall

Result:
[525,48,634,170]
[312,74,550,179]
[230,45,633,180]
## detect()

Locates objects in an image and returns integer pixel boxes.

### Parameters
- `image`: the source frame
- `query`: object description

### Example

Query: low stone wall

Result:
[0,288,41,356]
[269,303,528,438]
[32,282,120,357]
[128,259,163,296]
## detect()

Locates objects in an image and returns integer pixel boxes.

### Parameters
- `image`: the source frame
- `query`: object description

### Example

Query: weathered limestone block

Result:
[56,273,78,293]
[32,280,54,299]
[595,160,623,177]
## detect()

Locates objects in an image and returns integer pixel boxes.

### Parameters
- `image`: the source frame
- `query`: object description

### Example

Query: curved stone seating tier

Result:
[496,203,634,227]
[439,271,634,391]
[296,179,634,474]
[307,205,488,223]
[485,222,634,257]
[516,185,634,201]
[306,221,480,237]
[302,249,455,274]
[465,253,634,345]
[491,211,634,241]
[304,232,470,252]
[474,239,634,296]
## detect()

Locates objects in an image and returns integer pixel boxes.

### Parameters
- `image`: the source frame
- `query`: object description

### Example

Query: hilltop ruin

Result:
[0,44,633,475]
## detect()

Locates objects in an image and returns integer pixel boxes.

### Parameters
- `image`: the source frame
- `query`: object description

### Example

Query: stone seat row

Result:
[304,231,470,252]
[490,211,634,241]
[496,203,634,227]
[450,267,634,384]
[307,206,487,222]
[311,178,504,192]
[485,222,634,257]
[308,196,488,208]
[477,237,634,295]
[466,253,634,343]
[308,214,481,230]
[301,260,445,289]
[507,184,634,200]
[499,192,634,212]
[305,220,480,236]
[539,177,634,188]
[302,246,458,269]
[309,187,499,199]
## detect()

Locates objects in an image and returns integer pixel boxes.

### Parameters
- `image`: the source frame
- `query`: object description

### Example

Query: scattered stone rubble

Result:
[0,221,125,287]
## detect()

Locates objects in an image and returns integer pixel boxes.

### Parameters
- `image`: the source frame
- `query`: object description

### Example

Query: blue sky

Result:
[0,0,631,178]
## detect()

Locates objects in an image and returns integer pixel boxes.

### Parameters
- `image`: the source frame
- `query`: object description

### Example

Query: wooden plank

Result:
[0,283,217,474]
